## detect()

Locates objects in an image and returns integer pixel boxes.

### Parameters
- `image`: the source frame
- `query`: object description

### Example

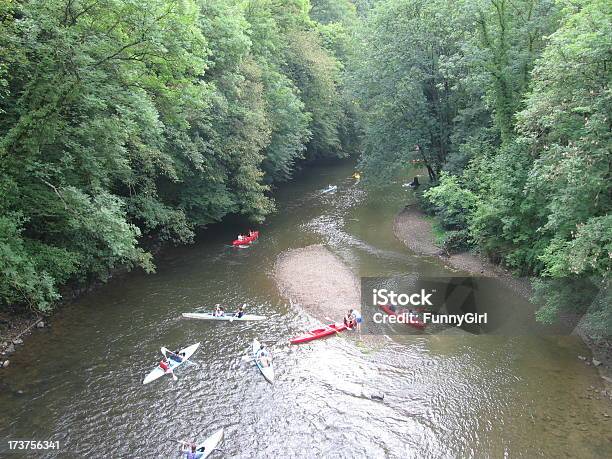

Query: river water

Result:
[1,160,609,458]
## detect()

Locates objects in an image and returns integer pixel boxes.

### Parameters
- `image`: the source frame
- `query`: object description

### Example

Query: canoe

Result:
[252,339,274,384]
[142,342,200,385]
[232,231,259,246]
[321,185,337,194]
[379,304,426,329]
[289,322,348,344]
[182,312,266,322]
[186,428,224,459]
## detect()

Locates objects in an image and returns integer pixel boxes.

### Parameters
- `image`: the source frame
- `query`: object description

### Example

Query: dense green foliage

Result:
[354,0,611,335]
[2,0,609,338]
[0,0,359,312]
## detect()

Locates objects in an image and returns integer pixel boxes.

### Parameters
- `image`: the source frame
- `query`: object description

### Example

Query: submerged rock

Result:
[13,338,23,345]
[36,321,45,328]
[1,360,9,368]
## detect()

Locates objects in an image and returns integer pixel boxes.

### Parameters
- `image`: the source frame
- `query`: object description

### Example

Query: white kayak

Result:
[252,339,274,384]
[182,312,266,322]
[142,342,200,385]
[181,428,224,459]
[321,185,337,194]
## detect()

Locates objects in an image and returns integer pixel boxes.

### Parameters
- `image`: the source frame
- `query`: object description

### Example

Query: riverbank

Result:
[0,311,45,365]
[393,204,612,386]
[0,253,140,360]
[273,245,360,322]
[393,204,532,298]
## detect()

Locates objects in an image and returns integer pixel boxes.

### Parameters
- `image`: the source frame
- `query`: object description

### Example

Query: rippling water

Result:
[1,160,609,458]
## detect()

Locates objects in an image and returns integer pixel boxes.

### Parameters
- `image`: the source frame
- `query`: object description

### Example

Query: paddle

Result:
[230,305,246,323]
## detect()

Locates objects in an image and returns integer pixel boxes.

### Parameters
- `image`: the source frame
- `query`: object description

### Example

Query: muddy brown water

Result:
[0,160,609,458]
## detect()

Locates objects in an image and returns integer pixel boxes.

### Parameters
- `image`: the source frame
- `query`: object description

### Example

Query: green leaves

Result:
[355,0,609,333]
[0,0,358,312]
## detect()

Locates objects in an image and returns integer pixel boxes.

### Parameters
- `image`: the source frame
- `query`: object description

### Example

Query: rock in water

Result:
[36,321,45,328]
[6,343,15,354]
[13,338,23,345]
[1,360,9,368]
[592,359,602,367]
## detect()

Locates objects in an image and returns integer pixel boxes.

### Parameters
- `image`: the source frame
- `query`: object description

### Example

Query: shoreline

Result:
[393,205,532,299]
[0,241,158,360]
[393,204,612,386]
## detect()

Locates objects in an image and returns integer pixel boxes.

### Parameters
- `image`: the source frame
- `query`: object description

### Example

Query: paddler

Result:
[180,441,204,459]
[159,357,172,374]
[258,345,272,367]
[213,304,224,317]
[234,304,246,319]
[167,349,185,363]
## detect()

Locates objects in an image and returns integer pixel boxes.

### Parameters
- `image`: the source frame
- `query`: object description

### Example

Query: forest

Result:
[1,0,610,337]
[0,0,359,311]
[353,0,610,337]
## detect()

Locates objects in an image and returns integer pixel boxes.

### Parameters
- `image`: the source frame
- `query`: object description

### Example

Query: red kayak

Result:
[232,230,259,246]
[379,304,426,329]
[290,323,348,344]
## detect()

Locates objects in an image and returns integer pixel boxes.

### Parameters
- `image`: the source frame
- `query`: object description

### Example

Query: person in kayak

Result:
[179,441,205,459]
[213,304,224,317]
[159,357,172,374]
[237,234,244,241]
[258,345,272,368]
[234,304,246,318]
[167,349,185,363]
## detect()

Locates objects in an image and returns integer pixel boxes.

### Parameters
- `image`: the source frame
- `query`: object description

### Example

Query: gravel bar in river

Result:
[273,244,360,322]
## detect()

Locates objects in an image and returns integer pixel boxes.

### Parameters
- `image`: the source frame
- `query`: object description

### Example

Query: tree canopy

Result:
[353,0,610,335]
[0,0,359,312]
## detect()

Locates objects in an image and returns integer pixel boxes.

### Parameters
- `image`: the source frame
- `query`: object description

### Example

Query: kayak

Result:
[184,428,224,459]
[182,312,266,321]
[142,342,200,385]
[232,231,259,246]
[379,304,426,329]
[252,339,274,384]
[289,322,348,344]
[321,185,337,194]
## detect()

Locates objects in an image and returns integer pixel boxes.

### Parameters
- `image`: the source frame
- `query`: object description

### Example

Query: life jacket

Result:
[159,360,169,371]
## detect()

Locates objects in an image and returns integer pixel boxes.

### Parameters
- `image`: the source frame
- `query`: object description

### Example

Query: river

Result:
[1,160,609,458]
